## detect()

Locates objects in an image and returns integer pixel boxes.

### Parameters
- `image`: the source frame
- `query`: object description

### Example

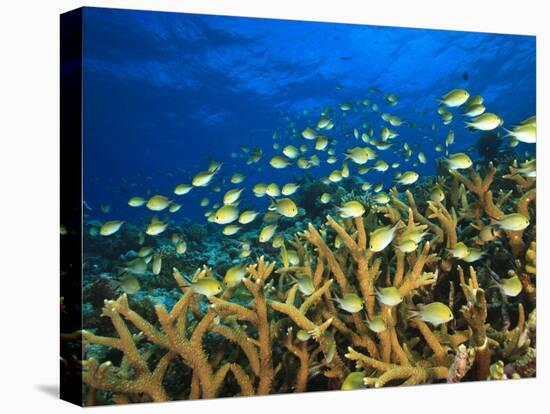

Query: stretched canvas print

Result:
[60,6,536,406]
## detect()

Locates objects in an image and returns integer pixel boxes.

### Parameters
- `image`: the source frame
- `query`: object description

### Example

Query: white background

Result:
[0,0,548,412]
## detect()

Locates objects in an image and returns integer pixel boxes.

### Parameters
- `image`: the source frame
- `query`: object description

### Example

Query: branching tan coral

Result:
[458,265,491,380]
[451,163,535,257]
[390,188,445,244]
[427,201,458,248]
[70,155,535,403]
[345,347,448,388]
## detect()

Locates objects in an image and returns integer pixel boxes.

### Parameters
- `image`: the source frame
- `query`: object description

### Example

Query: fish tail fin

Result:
[464,121,475,130]
[407,310,419,320]
[502,127,514,138]
[470,221,482,231]
[267,197,277,211]
[484,265,501,281]
[487,279,501,290]
[364,311,377,327]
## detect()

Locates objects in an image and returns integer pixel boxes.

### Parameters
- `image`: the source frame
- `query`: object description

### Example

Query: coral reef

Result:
[65,159,536,405]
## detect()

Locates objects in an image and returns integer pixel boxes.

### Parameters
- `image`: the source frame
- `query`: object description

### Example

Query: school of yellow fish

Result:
[72,85,536,403]
[97,88,534,254]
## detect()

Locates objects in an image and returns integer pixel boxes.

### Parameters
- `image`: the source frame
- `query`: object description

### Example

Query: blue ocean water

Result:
[81,7,535,224]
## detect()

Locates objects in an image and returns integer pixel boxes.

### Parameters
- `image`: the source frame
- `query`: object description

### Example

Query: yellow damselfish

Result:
[238,210,259,224]
[214,205,240,225]
[369,224,398,252]
[339,201,365,218]
[259,224,277,243]
[439,88,469,107]
[99,220,124,236]
[270,198,298,218]
[224,265,247,288]
[375,286,403,306]
[334,293,363,313]
[496,213,530,231]
[410,302,454,326]
[146,195,171,211]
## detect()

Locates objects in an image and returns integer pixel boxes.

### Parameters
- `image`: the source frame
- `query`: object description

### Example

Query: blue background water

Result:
[81,7,535,224]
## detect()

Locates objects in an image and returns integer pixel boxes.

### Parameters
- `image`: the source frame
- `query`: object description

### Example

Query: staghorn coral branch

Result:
[345,346,398,372]
[458,266,486,347]
[284,329,310,392]
[427,201,458,248]
[269,299,348,378]
[378,326,393,363]
[411,319,448,365]
[355,216,368,249]
[82,302,171,402]
[518,188,536,218]
[100,300,150,375]
[312,257,326,288]
[168,288,194,323]
[347,347,447,388]
[189,371,200,399]
[82,330,123,351]
[188,312,219,398]
[247,255,275,283]
[209,296,259,324]
[300,278,333,313]
[367,366,448,388]
[506,188,536,257]
[325,215,379,318]
[269,300,317,331]
[285,284,299,306]
[82,358,167,401]
[320,308,380,359]
[503,164,535,190]
[109,294,170,348]
[152,286,243,399]
[229,363,255,396]
[483,190,504,219]
[393,250,406,287]
[326,215,361,255]
[390,188,445,243]
[457,265,491,380]
[305,222,351,292]
[209,324,261,376]
[398,242,434,296]
[389,325,411,366]
[241,259,275,395]
[450,163,495,201]
[503,303,526,359]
